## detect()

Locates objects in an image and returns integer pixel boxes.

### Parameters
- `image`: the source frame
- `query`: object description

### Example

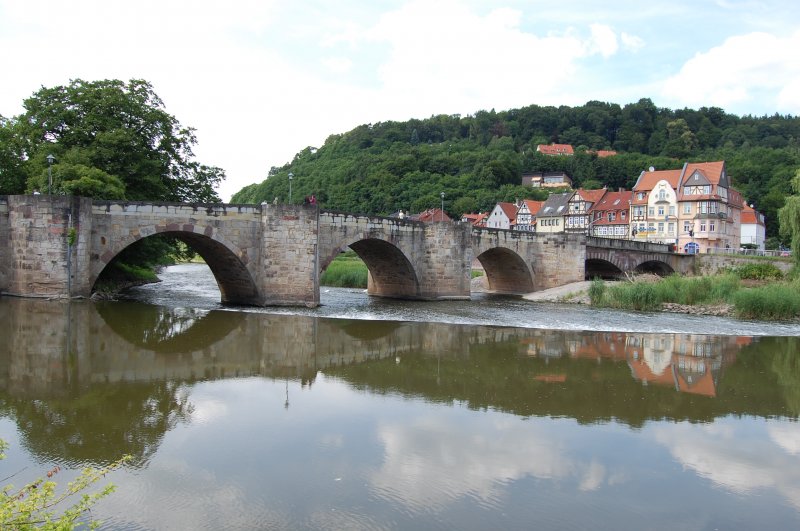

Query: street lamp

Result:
[440,191,445,222]
[288,172,293,203]
[46,154,55,195]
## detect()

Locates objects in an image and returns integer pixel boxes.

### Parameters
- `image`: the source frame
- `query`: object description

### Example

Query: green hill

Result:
[232,98,800,240]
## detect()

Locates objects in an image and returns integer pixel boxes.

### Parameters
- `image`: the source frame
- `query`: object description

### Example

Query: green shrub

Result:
[733,284,800,320]
[321,256,368,288]
[732,263,784,280]
[588,278,606,305]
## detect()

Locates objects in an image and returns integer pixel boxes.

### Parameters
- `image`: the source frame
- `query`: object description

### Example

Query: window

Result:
[709,221,715,232]
[658,189,666,200]
[658,222,664,233]
[648,207,655,216]
[621,211,627,220]
[669,206,675,216]
[684,221,691,233]
[684,203,692,214]
[658,206,665,216]
[668,222,674,234]
[609,212,616,221]
[636,192,645,200]
[700,222,706,232]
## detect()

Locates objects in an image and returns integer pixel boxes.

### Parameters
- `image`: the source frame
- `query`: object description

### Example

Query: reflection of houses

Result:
[625,334,741,397]
[514,199,544,232]
[521,171,573,189]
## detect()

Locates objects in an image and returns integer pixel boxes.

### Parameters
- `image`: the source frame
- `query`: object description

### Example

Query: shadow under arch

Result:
[585,258,624,280]
[475,247,534,293]
[327,238,421,299]
[635,260,675,276]
[95,301,247,354]
[93,231,261,306]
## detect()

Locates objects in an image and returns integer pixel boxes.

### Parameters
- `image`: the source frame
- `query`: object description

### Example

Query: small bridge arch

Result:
[474,246,534,293]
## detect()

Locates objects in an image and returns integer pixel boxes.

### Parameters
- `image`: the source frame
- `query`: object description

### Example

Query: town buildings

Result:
[565,188,607,233]
[515,199,544,232]
[588,190,632,239]
[740,204,766,250]
[486,202,518,230]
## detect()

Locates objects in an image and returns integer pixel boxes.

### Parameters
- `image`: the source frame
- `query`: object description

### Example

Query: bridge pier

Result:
[0,195,92,299]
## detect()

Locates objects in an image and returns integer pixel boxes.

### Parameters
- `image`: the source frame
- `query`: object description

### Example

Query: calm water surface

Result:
[1,263,799,530]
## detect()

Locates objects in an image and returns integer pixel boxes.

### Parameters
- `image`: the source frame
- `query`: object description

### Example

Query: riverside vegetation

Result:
[589,263,800,320]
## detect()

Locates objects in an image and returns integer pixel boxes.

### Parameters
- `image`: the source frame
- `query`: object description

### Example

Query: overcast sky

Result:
[2,0,799,200]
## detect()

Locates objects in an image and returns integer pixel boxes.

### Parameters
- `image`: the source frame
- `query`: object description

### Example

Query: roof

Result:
[595,150,617,158]
[413,208,451,222]
[681,161,726,187]
[495,202,518,221]
[741,204,765,226]
[538,193,572,216]
[633,167,683,193]
[573,188,607,204]
[537,143,574,156]
[521,199,544,217]
[589,190,632,225]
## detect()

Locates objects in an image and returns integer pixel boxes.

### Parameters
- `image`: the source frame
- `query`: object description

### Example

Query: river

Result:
[0,263,799,530]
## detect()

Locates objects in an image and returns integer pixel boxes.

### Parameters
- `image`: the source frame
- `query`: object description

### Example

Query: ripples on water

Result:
[127,264,800,336]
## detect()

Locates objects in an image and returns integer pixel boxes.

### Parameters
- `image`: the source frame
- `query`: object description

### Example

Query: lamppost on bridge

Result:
[288,172,293,204]
[46,154,55,195]
[440,191,445,222]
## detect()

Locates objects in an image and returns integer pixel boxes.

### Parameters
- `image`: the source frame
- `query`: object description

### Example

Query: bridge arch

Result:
[322,237,421,299]
[474,246,534,293]
[91,227,261,305]
[634,260,675,276]
[585,258,624,280]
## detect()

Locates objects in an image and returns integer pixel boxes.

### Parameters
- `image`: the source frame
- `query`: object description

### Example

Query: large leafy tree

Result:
[10,78,223,202]
[778,169,800,263]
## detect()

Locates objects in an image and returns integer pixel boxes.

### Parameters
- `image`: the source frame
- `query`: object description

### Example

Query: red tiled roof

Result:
[497,202,518,222]
[575,188,607,204]
[589,190,632,225]
[537,143,574,155]
[521,199,544,217]
[634,168,683,193]
[414,208,451,222]
[683,161,725,186]
[595,150,617,158]
[741,204,764,226]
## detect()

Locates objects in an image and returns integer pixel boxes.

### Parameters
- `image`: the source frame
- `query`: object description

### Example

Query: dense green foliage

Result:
[729,262,784,280]
[733,281,800,320]
[0,79,226,280]
[231,99,800,239]
[0,79,224,203]
[779,169,800,261]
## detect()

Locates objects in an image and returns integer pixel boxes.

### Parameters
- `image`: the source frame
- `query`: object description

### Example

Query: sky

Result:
[2,0,800,201]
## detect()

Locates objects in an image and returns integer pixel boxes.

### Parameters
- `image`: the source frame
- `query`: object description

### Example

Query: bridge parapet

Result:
[586,236,671,254]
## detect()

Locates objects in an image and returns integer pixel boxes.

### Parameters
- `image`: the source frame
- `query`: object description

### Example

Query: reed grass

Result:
[321,252,368,288]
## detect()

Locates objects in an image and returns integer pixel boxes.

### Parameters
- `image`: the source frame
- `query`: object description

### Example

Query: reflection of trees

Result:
[95,301,244,354]
[772,340,800,416]
[0,380,192,466]
[324,333,800,426]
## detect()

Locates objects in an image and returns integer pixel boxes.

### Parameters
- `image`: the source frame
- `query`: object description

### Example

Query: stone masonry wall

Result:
[695,254,794,275]
[260,204,320,306]
[0,197,9,292]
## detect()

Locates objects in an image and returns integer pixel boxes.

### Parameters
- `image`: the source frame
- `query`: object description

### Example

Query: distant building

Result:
[536,143,574,156]
[410,208,451,222]
[631,167,681,246]
[461,212,487,227]
[486,202,518,230]
[535,193,572,234]
[521,171,573,189]
[515,200,544,232]
[565,188,607,233]
[740,204,766,250]
[593,150,617,158]
[588,190,632,239]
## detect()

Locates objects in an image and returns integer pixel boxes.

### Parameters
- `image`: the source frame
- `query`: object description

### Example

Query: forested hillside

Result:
[232,99,800,239]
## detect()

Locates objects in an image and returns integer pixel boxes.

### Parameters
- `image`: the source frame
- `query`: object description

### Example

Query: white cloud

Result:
[322,56,354,74]
[621,32,645,52]
[662,30,800,113]
[653,419,800,509]
[588,24,619,58]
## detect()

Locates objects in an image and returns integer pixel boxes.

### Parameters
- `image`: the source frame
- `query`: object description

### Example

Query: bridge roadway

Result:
[0,195,694,306]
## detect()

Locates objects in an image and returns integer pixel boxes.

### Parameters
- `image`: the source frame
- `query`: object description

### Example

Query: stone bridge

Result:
[0,195,694,306]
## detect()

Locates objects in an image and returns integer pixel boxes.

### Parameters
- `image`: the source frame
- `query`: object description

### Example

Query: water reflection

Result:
[2,297,800,528]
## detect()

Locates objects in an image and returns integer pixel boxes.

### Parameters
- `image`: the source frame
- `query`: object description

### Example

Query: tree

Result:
[0,116,27,194]
[1,439,130,529]
[778,169,800,263]
[15,79,223,203]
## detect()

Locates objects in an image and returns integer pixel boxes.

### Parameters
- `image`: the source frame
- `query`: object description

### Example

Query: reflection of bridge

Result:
[0,195,693,306]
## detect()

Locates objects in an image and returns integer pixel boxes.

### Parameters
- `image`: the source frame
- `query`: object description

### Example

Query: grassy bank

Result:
[321,251,368,288]
[589,264,800,320]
